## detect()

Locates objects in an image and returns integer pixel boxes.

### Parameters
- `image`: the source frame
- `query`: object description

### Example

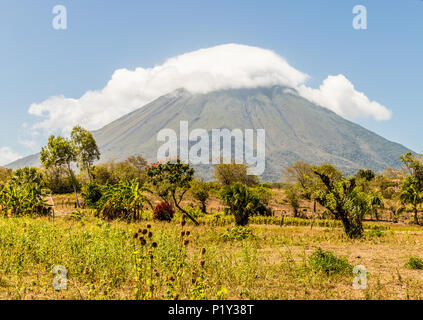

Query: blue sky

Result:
[0,0,422,164]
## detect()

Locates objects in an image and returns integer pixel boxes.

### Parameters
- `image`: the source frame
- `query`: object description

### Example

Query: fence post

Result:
[280,215,285,227]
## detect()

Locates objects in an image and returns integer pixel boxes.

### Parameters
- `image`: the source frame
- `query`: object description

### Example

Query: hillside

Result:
[6,86,411,181]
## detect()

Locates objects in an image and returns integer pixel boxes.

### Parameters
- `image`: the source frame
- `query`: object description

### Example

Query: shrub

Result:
[221,226,253,241]
[365,228,385,238]
[220,183,267,226]
[251,185,273,206]
[190,180,211,213]
[82,182,103,208]
[309,248,353,275]
[0,168,51,217]
[405,257,423,270]
[97,181,151,221]
[182,206,205,219]
[153,202,175,222]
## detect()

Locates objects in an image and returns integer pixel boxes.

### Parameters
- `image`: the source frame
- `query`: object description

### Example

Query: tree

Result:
[312,164,370,238]
[285,183,301,217]
[399,152,423,224]
[368,192,384,221]
[43,165,77,194]
[123,156,148,184]
[92,157,148,186]
[147,159,199,225]
[10,167,45,193]
[40,135,80,207]
[400,176,423,225]
[283,161,316,199]
[355,169,376,194]
[283,161,322,212]
[71,126,100,182]
[356,169,375,182]
[190,179,211,213]
[214,163,258,187]
[220,183,267,226]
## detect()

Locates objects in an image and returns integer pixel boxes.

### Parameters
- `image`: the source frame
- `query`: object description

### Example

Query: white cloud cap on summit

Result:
[28,44,392,136]
[28,44,308,134]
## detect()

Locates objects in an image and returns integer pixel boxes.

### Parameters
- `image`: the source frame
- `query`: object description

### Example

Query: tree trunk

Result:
[172,193,199,225]
[313,200,316,213]
[73,184,80,208]
[201,202,207,214]
[87,166,92,183]
[414,207,419,225]
[67,163,80,208]
[340,215,363,239]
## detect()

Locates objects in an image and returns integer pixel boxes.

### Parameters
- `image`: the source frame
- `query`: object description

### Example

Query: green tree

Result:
[190,179,211,213]
[147,159,199,225]
[312,164,370,238]
[220,183,267,226]
[399,152,423,224]
[283,161,322,212]
[400,176,422,225]
[214,163,258,186]
[43,165,77,194]
[40,135,80,207]
[92,157,148,186]
[71,126,100,182]
[283,161,316,199]
[368,192,384,221]
[285,183,301,217]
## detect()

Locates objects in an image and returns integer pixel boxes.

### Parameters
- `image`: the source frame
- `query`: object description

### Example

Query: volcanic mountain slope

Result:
[7,86,411,181]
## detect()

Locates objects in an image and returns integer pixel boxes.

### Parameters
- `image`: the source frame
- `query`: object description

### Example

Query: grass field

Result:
[1,209,423,300]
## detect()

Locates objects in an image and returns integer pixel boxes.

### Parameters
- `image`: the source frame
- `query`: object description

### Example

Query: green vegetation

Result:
[95,181,151,221]
[4,126,423,300]
[0,167,50,216]
[220,183,267,226]
[405,257,423,270]
[308,248,353,275]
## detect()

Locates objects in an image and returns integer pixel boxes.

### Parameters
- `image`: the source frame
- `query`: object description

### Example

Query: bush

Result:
[190,180,211,213]
[97,181,151,221]
[405,257,423,270]
[153,202,175,222]
[82,182,103,208]
[365,228,385,238]
[220,183,267,226]
[43,165,79,194]
[182,206,205,219]
[221,226,253,241]
[309,248,353,275]
[251,185,273,206]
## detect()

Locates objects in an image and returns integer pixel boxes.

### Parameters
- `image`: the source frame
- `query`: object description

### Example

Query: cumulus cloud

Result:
[28,43,391,137]
[0,147,21,166]
[28,44,308,134]
[298,74,392,121]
